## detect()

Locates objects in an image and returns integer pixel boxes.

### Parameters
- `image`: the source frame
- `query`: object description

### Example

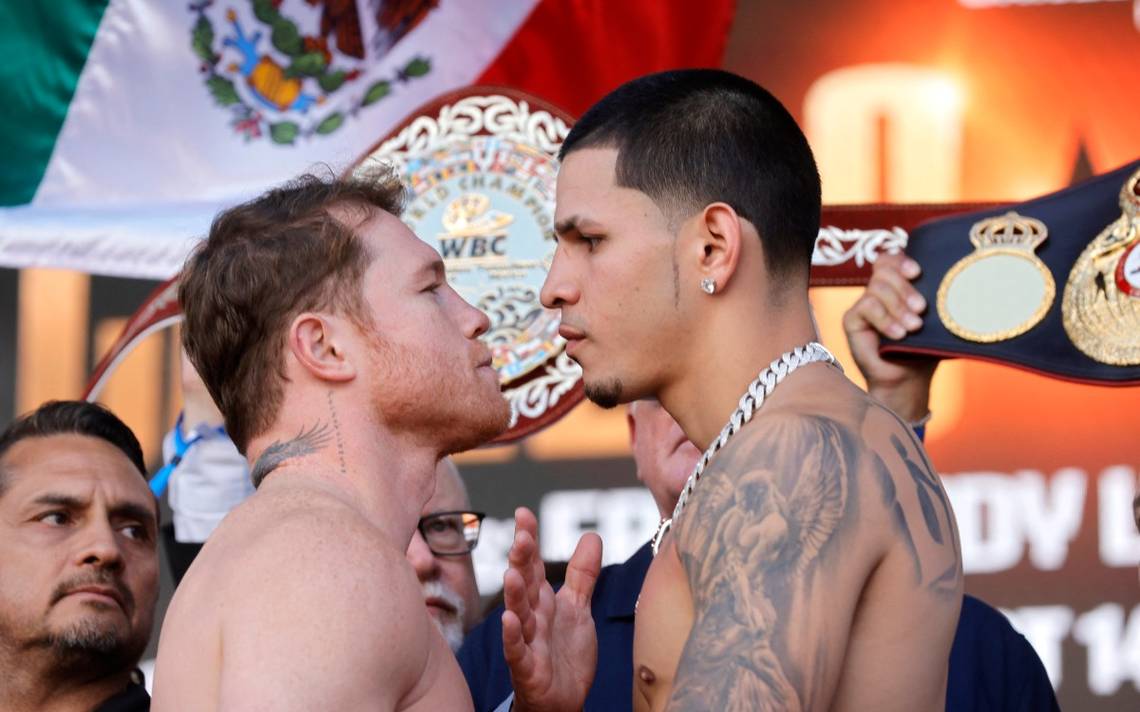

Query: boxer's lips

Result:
[559,325,586,356]
[558,324,586,341]
[474,344,495,370]
[475,353,501,388]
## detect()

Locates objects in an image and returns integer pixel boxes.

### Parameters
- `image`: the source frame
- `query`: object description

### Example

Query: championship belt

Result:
[881,159,1140,385]
[1062,168,1140,365]
[351,87,583,443]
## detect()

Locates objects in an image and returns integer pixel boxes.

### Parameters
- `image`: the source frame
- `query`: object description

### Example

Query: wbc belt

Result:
[350,86,585,442]
[881,159,1140,385]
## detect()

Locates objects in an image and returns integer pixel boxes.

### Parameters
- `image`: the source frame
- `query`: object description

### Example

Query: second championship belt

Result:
[880,159,1140,385]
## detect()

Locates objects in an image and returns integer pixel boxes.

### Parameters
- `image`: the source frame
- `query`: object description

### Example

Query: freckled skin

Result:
[153,209,504,711]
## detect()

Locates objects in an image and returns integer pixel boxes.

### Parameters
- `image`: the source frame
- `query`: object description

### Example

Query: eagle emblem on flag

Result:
[189,0,435,144]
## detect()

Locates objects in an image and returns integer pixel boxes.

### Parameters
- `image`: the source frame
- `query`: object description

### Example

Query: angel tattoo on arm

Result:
[668,415,858,712]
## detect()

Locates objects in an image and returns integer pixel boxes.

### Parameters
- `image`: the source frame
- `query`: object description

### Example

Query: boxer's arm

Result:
[666,415,877,711]
[216,514,425,711]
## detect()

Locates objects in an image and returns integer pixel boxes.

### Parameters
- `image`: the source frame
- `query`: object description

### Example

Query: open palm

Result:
[502,507,602,712]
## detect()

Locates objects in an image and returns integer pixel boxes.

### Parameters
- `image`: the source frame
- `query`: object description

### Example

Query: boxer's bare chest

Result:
[631,536,693,712]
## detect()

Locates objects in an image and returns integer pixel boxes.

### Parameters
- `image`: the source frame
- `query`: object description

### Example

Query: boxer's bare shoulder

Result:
[667,369,962,711]
[153,481,468,711]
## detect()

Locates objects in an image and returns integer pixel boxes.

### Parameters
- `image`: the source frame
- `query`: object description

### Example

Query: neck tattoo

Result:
[650,341,840,556]
[249,421,333,488]
[327,391,348,476]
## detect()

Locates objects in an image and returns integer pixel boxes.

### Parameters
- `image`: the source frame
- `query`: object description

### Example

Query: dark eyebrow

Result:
[32,493,86,510]
[31,493,157,528]
[109,502,159,529]
[554,216,606,238]
[554,216,580,237]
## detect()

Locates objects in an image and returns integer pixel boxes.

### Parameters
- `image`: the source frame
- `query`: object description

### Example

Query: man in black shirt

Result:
[0,401,158,712]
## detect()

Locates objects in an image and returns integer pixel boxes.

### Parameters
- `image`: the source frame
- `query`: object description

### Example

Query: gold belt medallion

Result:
[937,212,1055,343]
[1061,168,1140,366]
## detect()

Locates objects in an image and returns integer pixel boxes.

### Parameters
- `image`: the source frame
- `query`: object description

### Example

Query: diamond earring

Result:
[700,278,716,295]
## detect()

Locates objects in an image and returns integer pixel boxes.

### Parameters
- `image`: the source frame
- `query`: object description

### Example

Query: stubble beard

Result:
[369,337,511,454]
[585,377,625,410]
[12,571,151,680]
[439,394,511,455]
[434,383,511,456]
[23,614,146,681]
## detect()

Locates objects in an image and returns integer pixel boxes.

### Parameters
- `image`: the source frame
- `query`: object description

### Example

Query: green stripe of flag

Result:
[0,0,111,206]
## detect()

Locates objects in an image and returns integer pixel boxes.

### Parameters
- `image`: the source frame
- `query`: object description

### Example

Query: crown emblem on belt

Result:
[968,212,1048,251]
[937,211,1056,344]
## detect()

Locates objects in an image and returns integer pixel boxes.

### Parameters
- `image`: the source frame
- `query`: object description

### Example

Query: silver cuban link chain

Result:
[650,341,841,556]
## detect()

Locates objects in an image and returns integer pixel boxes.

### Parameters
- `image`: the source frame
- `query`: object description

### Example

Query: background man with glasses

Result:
[407,458,485,652]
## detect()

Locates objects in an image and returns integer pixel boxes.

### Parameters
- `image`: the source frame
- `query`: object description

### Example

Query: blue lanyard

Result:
[148,412,227,496]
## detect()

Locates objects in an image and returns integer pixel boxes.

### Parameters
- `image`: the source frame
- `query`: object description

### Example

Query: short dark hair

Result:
[560,69,821,282]
[0,401,147,495]
[179,166,406,452]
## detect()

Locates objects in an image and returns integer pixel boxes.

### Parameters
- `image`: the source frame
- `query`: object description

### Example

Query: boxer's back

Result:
[152,478,473,711]
[634,365,963,711]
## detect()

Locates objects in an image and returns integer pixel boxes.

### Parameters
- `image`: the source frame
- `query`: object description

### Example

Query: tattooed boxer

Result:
[504,70,963,712]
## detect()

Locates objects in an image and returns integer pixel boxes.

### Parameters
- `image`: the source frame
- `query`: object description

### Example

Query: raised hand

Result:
[842,253,938,422]
[502,507,602,712]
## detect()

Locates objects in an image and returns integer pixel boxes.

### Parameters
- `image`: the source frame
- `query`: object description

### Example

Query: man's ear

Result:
[288,313,356,383]
[696,202,744,294]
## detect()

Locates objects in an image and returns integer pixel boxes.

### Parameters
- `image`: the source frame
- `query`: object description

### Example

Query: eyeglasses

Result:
[416,510,486,557]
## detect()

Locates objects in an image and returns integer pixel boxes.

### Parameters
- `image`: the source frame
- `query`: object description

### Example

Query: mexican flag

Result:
[0,0,734,279]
